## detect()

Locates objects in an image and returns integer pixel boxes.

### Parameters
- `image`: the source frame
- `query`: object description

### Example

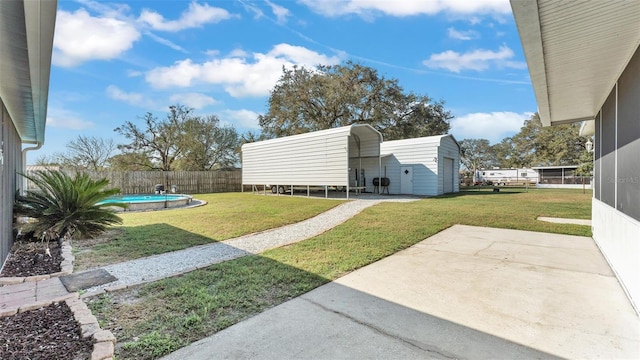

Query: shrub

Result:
[14,170,126,241]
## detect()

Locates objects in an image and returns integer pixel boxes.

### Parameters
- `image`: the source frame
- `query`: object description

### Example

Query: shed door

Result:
[400,166,413,194]
[443,157,454,193]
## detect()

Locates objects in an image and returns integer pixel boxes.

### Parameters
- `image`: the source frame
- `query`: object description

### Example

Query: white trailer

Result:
[380,135,460,196]
[477,168,538,185]
[241,124,383,197]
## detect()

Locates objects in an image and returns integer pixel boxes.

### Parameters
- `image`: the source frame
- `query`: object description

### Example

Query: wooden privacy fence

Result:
[24,169,242,195]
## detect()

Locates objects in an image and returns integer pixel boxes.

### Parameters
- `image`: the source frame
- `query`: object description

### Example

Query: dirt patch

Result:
[74,229,123,249]
[0,302,94,360]
[0,241,62,277]
[72,229,124,271]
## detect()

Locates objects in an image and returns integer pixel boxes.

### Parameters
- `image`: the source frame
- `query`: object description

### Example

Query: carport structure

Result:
[242,124,382,198]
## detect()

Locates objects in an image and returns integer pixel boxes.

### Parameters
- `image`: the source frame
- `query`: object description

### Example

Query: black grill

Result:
[373,177,390,187]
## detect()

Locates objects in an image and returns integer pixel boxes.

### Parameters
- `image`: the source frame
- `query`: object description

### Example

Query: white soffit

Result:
[0,0,56,144]
[511,0,640,126]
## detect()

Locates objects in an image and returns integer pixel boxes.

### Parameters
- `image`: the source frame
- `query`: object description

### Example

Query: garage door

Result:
[443,157,454,193]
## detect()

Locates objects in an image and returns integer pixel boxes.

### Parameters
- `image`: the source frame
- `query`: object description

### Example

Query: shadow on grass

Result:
[440,188,524,198]
[75,223,222,270]
[88,232,560,360]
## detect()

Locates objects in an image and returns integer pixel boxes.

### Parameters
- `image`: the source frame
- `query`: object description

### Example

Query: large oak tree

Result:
[460,113,591,172]
[499,113,585,168]
[178,115,239,171]
[258,61,452,140]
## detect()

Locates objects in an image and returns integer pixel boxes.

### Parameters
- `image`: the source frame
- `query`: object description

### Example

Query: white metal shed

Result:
[242,124,383,197]
[380,135,460,196]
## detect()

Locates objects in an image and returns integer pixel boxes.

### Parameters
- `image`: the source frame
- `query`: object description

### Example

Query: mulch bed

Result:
[0,302,93,360]
[1,242,92,359]
[0,241,62,277]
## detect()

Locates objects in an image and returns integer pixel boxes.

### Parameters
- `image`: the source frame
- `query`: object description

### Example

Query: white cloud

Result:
[138,1,233,31]
[169,93,217,109]
[266,0,291,24]
[46,107,94,130]
[221,109,261,129]
[143,31,188,52]
[239,0,264,19]
[106,85,159,109]
[450,112,531,143]
[205,49,221,57]
[127,70,143,77]
[145,43,341,97]
[53,9,140,67]
[76,0,131,18]
[447,27,480,40]
[299,0,511,18]
[229,48,249,58]
[468,16,482,25]
[422,45,526,73]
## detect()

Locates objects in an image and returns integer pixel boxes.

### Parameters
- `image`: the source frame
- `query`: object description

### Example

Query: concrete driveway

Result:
[163,225,640,359]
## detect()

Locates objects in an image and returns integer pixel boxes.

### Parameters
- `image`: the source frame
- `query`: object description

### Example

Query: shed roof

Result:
[382,134,460,150]
[242,124,383,150]
[0,0,57,145]
[510,0,640,127]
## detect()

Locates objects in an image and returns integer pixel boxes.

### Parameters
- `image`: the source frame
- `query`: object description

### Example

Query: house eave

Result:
[510,0,640,127]
[0,0,57,145]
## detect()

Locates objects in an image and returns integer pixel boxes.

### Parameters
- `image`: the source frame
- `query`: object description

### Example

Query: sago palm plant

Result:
[14,170,126,242]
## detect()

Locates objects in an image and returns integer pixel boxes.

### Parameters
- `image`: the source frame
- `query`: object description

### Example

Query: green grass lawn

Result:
[87,188,592,359]
[74,193,342,270]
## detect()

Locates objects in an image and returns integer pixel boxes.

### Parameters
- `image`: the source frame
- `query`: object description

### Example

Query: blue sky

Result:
[36,0,537,164]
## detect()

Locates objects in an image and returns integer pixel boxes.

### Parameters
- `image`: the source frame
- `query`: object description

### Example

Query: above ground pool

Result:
[100,194,193,211]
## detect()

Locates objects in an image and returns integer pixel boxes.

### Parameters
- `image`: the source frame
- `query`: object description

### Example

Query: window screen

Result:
[616,47,640,221]
[600,88,616,208]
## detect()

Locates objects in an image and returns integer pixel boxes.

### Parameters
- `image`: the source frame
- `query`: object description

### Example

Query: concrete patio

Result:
[163,224,640,359]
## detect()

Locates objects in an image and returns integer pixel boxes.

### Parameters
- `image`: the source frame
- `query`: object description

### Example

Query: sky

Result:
[35,0,538,164]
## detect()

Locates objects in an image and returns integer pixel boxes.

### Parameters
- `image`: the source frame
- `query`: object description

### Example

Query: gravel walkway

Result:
[83,196,419,295]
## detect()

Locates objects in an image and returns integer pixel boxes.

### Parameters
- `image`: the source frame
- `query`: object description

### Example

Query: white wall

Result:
[242,129,348,187]
[592,199,640,313]
[242,125,381,189]
[381,135,460,196]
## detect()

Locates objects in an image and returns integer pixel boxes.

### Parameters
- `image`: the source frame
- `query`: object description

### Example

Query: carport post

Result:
[378,153,382,194]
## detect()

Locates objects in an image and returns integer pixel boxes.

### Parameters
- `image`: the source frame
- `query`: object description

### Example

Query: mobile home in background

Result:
[476,168,538,186]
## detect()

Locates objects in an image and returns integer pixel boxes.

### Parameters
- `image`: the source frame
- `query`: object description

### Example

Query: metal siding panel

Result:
[382,156,401,194]
[382,136,443,195]
[241,124,382,187]
[242,128,354,186]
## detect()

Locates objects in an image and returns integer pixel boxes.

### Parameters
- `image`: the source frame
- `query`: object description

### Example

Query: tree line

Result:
[460,113,593,178]
[36,62,590,173]
[38,105,241,172]
[37,62,453,171]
